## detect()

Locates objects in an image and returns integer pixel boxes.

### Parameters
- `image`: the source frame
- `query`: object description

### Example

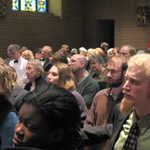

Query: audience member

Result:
[110,53,150,150]
[13,84,81,150]
[47,62,88,127]
[89,54,107,89]
[119,44,136,59]
[69,54,99,109]
[8,44,28,87]
[40,45,53,72]
[22,50,34,61]
[85,56,127,127]
[33,48,42,60]
[24,59,48,92]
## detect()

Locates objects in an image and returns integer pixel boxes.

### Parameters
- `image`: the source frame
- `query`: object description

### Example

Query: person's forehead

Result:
[126,66,146,80]
[120,46,129,52]
[19,104,39,118]
[107,61,122,69]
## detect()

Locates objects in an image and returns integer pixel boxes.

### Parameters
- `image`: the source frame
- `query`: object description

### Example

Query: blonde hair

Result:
[0,64,16,95]
[128,53,150,80]
[22,50,34,60]
[54,63,76,91]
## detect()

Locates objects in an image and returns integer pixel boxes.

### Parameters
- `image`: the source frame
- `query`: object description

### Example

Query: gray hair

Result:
[28,59,44,74]
[7,44,20,51]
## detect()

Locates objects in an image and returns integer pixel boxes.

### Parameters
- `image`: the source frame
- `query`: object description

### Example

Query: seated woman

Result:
[47,62,88,127]
[24,59,49,92]
[13,84,81,150]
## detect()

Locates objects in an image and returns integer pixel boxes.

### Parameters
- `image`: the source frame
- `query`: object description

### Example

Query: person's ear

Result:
[48,128,64,143]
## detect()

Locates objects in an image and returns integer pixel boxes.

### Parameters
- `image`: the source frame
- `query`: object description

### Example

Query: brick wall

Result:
[0,0,84,58]
[84,0,150,49]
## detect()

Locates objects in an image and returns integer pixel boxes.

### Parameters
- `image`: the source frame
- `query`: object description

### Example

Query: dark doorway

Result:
[96,19,114,48]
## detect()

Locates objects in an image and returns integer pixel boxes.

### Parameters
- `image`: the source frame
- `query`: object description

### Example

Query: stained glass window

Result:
[12,0,47,13]
[12,0,19,11]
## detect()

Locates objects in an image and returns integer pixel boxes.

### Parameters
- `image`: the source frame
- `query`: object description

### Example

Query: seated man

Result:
[13,84,81,150]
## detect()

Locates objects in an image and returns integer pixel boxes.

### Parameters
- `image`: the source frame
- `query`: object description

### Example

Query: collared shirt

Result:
[114,110,150,150]
[9,57,28,87]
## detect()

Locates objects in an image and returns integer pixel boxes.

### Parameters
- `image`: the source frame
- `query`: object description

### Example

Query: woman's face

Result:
[47,66,59,84]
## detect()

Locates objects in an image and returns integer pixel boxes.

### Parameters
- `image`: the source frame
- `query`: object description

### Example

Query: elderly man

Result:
[110,53,150,150]
[69,54,99,109]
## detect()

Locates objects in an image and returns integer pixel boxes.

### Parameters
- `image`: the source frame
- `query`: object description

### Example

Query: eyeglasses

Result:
[106,68,121,74]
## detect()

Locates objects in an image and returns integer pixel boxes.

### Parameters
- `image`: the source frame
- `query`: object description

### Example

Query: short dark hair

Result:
[22,84,81,150]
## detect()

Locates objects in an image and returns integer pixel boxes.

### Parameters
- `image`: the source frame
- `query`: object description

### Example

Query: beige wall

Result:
[84,0,150,49]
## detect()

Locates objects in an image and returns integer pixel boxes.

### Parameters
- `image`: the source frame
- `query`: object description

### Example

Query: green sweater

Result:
[76,75,99,109]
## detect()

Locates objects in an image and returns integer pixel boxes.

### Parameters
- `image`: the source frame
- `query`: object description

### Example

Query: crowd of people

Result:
[0,42,149,150]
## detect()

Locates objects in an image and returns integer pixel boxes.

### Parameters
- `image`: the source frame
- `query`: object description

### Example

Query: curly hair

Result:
[22,84,81,150]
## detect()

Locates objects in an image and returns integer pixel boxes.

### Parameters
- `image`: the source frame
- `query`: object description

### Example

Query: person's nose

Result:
[123,79,130,91]
[107,71,112,78]
[15,122,25,139]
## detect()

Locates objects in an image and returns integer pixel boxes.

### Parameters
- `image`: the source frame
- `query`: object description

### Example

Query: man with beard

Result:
[85,56,127,127]
[83,56,127,150]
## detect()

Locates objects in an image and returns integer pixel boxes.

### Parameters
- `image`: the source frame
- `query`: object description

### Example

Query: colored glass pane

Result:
[37,0,47,13]
[12,0,19,11]
[21,0,36,12]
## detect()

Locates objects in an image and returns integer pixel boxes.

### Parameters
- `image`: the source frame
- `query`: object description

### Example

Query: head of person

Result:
[7,44,20,60]
[107,48,119,57]
[22,50,34,61]
[123,53,150,107]
[61,44,70,53]
[13,84,81,150]
[51,50,68,64]
[47,63,76,91]
[89,54,105,75]
[69,54,87,74]
[106,56,127,88]
[79,47,88,57]
[26,59,44,82]
[100,42,109,52]
[0,63,15,95]
[33,48,42,60]
[119,44,136,58]
[19,46,28,55]
[41,45,53,59]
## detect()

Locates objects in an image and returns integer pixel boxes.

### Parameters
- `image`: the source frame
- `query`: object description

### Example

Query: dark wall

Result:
[0,0,84,58]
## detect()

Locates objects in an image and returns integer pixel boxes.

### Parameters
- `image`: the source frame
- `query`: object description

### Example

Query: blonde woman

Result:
[22,50,34,61]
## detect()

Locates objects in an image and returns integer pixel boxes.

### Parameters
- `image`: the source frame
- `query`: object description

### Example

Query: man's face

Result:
[106,61,123,87]
[69,55,82,73]
[13,104,50,148]
[119,46,130,58]
[123,66,150,105]
[90,60,102,74]
[47,66,59,84]
[8,50,18,59]
[41,46,51,59]
[26,63,40,82]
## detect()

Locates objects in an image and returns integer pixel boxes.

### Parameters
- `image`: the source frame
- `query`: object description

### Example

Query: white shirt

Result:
[9,57,28,87]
